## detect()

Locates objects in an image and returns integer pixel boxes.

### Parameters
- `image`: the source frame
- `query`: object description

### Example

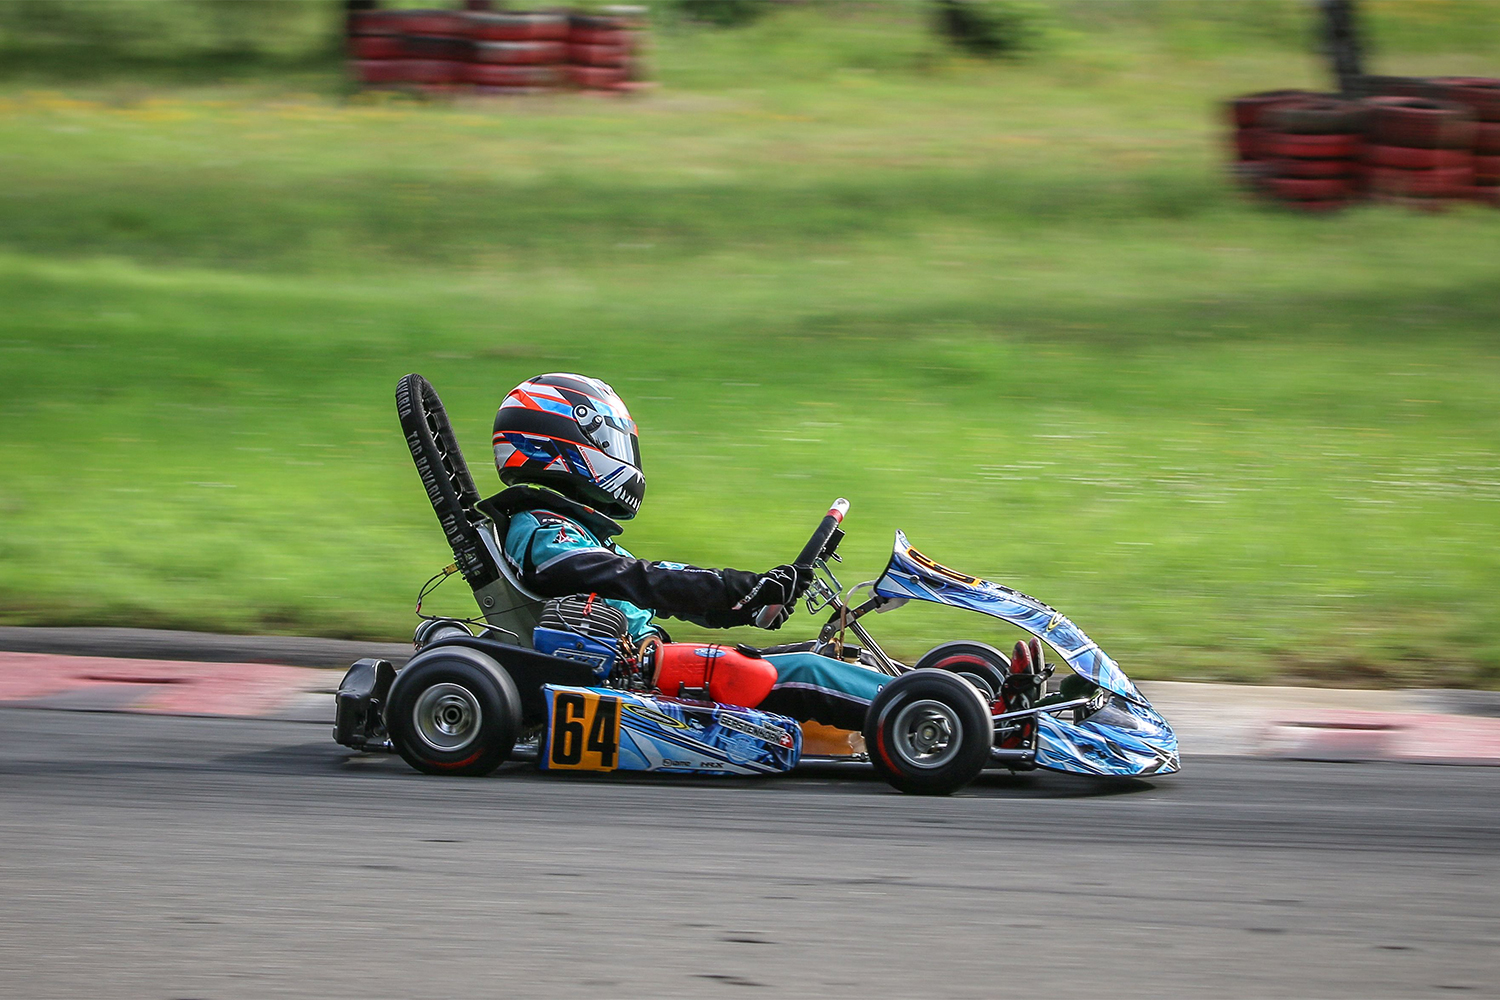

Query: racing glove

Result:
[730,564,813,630]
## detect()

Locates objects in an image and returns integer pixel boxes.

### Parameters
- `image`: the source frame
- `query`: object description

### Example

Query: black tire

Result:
[1227,89,1322,129]
[395,373,499,589]
[1367,98,1476,150]
[913,641,1009,700]
[1352,75,1441,100]
[386,646,520,776]
[1434,78,1500,123]
[467,12,569,42]
[864,670,993,796]
[1265,98,1370,135]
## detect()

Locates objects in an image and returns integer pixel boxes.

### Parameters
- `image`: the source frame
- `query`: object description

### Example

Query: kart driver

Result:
[492,373,886,731]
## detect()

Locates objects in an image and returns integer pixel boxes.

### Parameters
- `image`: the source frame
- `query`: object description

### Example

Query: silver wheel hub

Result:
[890,699,963,770]
[413,683,482,753]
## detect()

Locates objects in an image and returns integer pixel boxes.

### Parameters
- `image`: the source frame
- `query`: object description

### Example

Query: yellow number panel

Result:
[545,688,621,771]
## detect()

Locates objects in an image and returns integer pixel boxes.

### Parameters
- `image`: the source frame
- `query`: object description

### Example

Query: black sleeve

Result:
[526,548,762,629]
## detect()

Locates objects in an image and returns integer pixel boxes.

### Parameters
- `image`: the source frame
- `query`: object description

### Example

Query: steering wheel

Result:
[754,498,850,629]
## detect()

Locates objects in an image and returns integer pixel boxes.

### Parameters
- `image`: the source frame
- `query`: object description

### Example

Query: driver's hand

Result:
[732,564,812,629]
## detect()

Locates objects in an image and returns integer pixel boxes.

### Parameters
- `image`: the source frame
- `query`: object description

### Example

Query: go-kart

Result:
[333,374,1179,795]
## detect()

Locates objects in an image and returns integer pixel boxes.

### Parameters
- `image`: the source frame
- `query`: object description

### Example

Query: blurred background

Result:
[0,0,1496,688]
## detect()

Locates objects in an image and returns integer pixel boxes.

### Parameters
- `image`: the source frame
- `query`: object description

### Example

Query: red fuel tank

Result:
[647,642,777,709]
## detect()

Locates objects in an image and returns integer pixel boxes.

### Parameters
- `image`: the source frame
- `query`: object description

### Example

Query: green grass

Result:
[1,3,1498,688]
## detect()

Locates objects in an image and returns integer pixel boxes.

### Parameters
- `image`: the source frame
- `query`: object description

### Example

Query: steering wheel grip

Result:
[795,498,850,568]
[752,499,850,629]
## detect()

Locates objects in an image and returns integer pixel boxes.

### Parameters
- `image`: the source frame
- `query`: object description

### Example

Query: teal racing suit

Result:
[502,503,886,731]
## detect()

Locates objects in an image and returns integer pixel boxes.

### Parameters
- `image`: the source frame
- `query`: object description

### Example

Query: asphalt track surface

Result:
[1,708,1496,1000]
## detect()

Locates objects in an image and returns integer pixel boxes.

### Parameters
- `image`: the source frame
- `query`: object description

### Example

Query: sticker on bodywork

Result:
[540,685,802,775]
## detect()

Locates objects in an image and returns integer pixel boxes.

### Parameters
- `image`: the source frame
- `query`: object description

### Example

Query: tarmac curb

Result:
[3,628,1499,763]
[0,626,410,670]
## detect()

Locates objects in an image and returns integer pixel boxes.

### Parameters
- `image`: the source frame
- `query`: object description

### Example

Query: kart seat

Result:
[465,503,547,647]
[398,373,549,647]
[470,486,627,648]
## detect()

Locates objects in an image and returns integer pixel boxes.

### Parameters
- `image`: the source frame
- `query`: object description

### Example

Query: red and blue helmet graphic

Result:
[493,374,645,519]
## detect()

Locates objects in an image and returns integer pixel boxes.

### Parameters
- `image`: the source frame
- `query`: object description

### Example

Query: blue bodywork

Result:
[873,531,1179,777]
[540,684,802,776]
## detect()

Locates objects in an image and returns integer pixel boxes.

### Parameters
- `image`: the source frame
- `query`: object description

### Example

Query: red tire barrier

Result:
[399,35,472,61]
[464,63,562,88]
[569,43,630,68]
[350,9,466,38]
[1233,127,1267,161]
[1364,145,1472,170]
[570,13,630,31]
[350,36,404,60]
[567,64,629,90]
[1475,122,1500,155]
[1475,154,1500,184]
[1353,75,1439,100]
[1367,165,1473,198]
[1264,133,1361,159]
[1273,157,1354,179]
[1267,176,1355,201]
[348,8,650,94]
[389,10,467,37]
[1265,98,1370,135]
[1366,97,1476,150]
[1430,77,1500,122]
[569,28,632,47]
[472,40,566,65]
[1227,90,1320,129]
[465,12,569,42]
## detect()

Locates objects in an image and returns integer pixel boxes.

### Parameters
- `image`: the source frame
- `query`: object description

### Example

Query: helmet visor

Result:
[572,403,640,468]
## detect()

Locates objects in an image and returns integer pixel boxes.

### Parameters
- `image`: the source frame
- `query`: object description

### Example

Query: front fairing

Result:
[873,531,1145,702]
[873,531,1178,777]
[1035,696,1179,776]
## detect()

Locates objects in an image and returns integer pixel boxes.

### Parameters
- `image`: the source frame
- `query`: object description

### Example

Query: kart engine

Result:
[532,594,627,679]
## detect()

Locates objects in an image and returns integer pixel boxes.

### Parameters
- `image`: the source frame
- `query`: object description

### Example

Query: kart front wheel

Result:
[864,670,992,795]
[386,646,520,777]
[914,641,1010,701]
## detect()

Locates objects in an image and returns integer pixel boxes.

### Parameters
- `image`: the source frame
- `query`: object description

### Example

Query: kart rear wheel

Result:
[865,670,993,795]
[386,647,520,776]
[914,642,1009,701]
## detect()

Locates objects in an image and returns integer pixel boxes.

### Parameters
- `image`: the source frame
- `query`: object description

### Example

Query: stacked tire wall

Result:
[349,8,471,89]
[347,6,647,95]
[467,12,568,93]
[567,11,647,93]
[1226,75,1500,211]
[1364,96,1475,207]
[1263,98,1366,212]
[1440,78,1500,204]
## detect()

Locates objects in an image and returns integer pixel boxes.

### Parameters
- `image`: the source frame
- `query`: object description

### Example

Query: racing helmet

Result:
[492,373,644,519]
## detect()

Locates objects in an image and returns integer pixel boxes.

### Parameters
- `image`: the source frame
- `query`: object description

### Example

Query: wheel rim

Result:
[889,699,963,770]
[413,682,483,753]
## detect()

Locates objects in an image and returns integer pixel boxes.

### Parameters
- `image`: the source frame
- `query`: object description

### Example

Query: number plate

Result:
[544,687,621,771]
